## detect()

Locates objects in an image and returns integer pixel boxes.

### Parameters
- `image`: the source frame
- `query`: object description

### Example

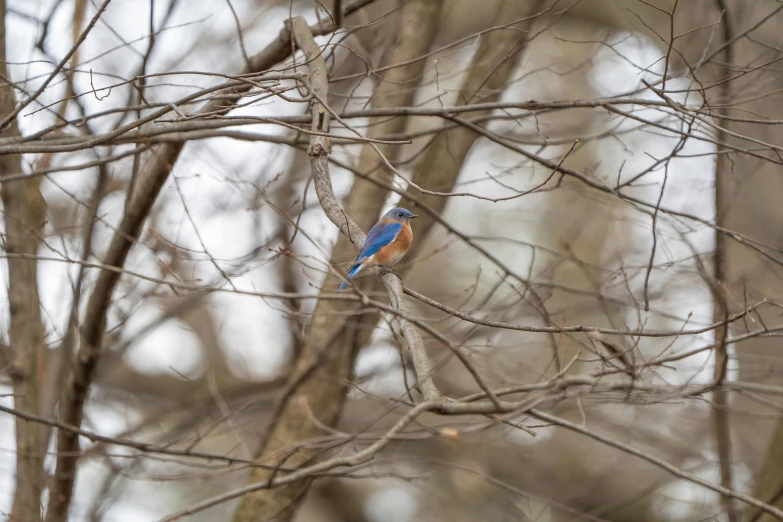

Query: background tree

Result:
[2,1,783,521]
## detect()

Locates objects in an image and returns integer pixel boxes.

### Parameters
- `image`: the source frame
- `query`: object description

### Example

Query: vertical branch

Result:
[233,2,445,517]
[334,0,344,28]
[63,0,86,118]
[0,1,48,520]
[382,272,440,400]
[712,2,737,520]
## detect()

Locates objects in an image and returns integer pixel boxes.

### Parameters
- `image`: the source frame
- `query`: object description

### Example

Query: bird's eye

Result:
[398,212,403,217]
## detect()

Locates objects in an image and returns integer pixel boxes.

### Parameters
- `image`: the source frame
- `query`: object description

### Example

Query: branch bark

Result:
[711,2,737,519]
[0,1,48,520]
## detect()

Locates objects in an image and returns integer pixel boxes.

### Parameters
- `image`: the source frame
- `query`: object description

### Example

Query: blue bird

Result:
[338,207,418,292]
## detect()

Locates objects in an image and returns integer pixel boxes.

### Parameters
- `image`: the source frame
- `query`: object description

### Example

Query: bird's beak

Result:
[410,214,419,219]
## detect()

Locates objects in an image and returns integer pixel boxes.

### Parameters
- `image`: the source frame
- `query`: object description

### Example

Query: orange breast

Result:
[372,223,412,266]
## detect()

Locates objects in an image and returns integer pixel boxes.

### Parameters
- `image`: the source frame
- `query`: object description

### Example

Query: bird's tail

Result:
[338,262,363,292]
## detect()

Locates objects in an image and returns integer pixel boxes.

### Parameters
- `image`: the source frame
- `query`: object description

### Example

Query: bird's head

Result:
[384,207,418,223]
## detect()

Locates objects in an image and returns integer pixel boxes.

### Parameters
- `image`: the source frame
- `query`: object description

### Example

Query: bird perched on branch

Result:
[338,207,418,292]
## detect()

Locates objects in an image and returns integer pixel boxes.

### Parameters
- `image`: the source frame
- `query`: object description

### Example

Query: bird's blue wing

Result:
[358,221,401,260]
[339,221,401,292]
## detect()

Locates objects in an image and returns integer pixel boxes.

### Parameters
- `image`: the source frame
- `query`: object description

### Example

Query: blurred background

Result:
[2,0,783,521]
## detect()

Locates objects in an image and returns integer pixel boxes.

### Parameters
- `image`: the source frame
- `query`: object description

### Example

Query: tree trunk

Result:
[0,1,48,519]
